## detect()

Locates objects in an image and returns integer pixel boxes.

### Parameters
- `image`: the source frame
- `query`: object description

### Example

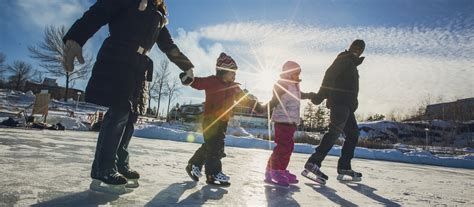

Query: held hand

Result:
[180,69,194,85]
[62,40,84,73]
[311,93,325,105]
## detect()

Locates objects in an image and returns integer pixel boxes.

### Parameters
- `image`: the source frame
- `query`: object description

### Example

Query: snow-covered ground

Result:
[134,124,474,169]
[1,128,473,206]
[1,89,473,170]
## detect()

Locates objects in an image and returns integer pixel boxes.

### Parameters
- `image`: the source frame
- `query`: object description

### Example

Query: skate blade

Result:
[264,179,290,188]
[337,174,362,182]
[301,170,327,185]
[125,179,139,188]
[206,180,231,187]
[90,179,132,195]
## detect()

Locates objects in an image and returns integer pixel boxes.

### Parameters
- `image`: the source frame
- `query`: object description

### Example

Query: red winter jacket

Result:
[191,75,246,122]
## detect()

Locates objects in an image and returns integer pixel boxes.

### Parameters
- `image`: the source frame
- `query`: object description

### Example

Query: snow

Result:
[1,89,473,169]
[134,124,474,169]
[0,89,106,131]
[1,127,473,206]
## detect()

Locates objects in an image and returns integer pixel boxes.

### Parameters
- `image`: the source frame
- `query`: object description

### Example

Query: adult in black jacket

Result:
[304,39,366,182]
[62,0,195,189]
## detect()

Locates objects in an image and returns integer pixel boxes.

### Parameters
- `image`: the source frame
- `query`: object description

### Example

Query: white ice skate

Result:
[206,172,231,187]
[186,164,203,181]
[336,169,362,182]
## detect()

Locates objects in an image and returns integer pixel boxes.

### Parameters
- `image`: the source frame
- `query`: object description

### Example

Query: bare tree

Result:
[146,70,160,115]
[165,79,181,121]
[7,61,34,90]
[28,25,93,101]
[0,52,6,86]
[151,59,170,118]
[31,70,46,83]
[0,52,5,71]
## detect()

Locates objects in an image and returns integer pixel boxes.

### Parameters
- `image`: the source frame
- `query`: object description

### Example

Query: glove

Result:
[311,93,325,105]
[179,69,194,85]
[62,40,84,73]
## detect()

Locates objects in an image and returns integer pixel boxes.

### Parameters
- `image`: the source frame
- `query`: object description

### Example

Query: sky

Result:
[1,0,473,117]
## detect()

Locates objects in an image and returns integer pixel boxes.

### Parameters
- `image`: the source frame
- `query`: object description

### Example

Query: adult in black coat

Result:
[304,39,366,181]
[62,0,195,188]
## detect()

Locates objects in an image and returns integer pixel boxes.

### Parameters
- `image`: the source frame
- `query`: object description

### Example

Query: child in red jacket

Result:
[186,52,262,186]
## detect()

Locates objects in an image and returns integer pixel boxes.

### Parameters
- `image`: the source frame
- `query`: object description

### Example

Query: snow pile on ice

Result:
[133,124,474,169]
[44,114,89,131]
[227,126,253,137]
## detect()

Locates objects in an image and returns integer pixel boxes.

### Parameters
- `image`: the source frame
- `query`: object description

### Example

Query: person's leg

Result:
[267,123,296,170]
[188,143,208,170]
[116,113,138,170]
[91,104,131,178]
[338,112,359,170]
[306,106,350,167]
[188,118,213,168]
[204,120,227,176]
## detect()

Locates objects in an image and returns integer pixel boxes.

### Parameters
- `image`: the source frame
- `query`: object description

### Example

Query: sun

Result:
[256,68,280,94]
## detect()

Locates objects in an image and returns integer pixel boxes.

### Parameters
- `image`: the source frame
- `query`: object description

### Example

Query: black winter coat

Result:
[63,0,193,115]
[318,50,363,112]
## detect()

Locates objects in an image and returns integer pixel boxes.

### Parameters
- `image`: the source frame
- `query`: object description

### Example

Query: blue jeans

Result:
[307,105,360,170]
[91,104,138,178]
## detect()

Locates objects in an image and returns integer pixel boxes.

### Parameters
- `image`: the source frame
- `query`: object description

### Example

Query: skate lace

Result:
[111,172,122,178]
[215,172,229,180]
[306,162,320,172]
[191,165,202,177]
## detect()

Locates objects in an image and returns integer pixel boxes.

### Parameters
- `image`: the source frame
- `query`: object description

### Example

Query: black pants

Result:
[91,104,138,178]
[188,117,228,176]
[307,105,359,170]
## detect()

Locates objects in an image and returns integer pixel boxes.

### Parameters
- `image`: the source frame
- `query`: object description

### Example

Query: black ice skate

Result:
[186,164,203,181]
[206,172,231,187]
[119,167,140,188]
[301,162,328,185]
[337,169,362,182]
[90,171,131,195]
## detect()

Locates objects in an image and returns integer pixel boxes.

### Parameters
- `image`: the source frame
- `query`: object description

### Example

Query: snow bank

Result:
[134,124,474,169]
[45,114,89,131]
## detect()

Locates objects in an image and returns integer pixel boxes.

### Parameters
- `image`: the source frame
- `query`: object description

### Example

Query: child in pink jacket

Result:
[265,61,315,187]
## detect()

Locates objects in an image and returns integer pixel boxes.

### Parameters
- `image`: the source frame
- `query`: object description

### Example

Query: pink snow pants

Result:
[267,123,297,170]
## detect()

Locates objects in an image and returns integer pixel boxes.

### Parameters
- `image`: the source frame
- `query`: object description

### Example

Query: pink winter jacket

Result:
[268,80,313,125]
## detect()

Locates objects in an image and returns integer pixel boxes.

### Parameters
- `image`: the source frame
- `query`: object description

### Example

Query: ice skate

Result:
[186,164,203,182]
[90,171,131,195]
[119,167,140,188]
[206,172,231,187]
[284,170,299,184]
[301,162,328,185]
[264,169,290,187]
[337,169,362,182]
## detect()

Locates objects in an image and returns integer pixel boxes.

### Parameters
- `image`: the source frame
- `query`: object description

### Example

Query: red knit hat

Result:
[216,52,238,72]
[280,61,301,78]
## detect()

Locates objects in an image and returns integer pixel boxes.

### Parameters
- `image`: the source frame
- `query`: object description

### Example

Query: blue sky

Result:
[1,0,473,117]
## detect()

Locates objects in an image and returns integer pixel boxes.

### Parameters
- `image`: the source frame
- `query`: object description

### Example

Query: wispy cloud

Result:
[174,21,474,115]
[15,0,88,29]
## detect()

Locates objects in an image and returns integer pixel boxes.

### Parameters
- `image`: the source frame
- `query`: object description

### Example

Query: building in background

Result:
[425,98,474,121]
[23,79,84,101]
